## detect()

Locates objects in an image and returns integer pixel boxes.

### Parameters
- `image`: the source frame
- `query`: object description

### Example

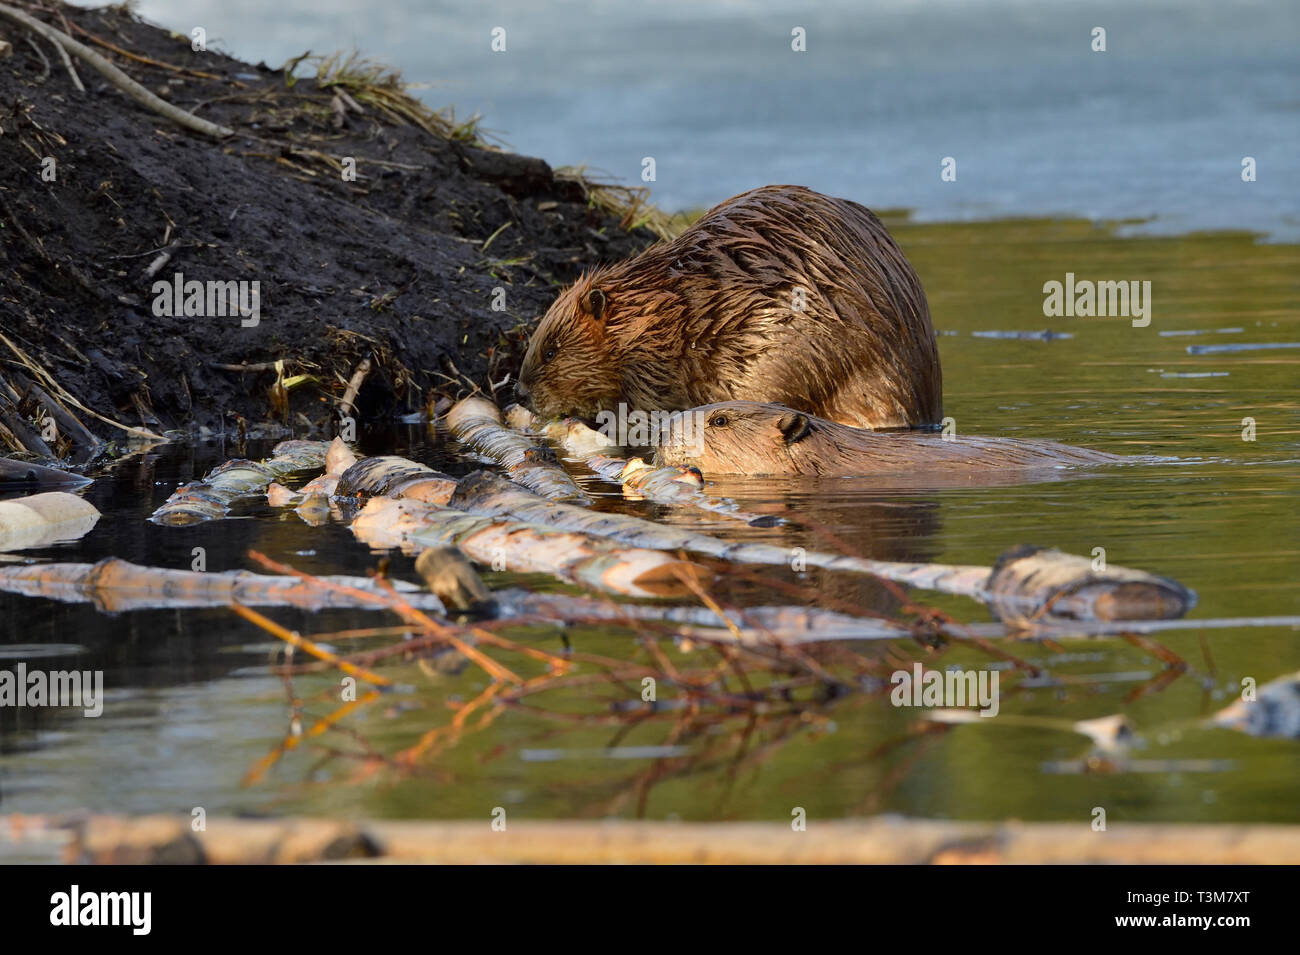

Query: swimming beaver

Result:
[516,185,942,430]
[653,402,1125,477]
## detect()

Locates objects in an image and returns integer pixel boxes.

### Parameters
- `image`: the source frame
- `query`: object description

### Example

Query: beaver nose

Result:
[514,379,531,404]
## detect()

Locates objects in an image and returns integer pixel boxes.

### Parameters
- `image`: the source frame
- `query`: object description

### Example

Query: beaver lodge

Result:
[0,1,665,447]
[1,2,1298,870]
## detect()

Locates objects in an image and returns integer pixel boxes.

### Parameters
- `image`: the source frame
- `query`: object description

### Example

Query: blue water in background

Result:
[123,0,1298,238]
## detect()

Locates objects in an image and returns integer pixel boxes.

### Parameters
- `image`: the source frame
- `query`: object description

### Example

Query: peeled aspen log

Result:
[415,546,495,614]
[0,491,100,551]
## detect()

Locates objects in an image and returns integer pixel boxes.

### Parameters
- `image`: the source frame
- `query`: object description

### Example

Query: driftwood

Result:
[1212,670,1300,738]
[151,439,332,525]
[334,455,456,504]
[0,3,234,139]
[493,591,1297,644]
[0,458,91,490]
[0,491,99,551]
[448,471,1194,623]
[508,407,774,525]
[352,496,709,599]
[0,557,446,613]
[12,813,1300,865]
[415,546,494,613]
[446,396,590,503]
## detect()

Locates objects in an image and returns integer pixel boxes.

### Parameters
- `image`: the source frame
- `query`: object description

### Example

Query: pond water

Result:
[1,217,1296,839]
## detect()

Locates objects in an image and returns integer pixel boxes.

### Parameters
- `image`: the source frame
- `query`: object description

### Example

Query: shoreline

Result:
[8,812,1300,864]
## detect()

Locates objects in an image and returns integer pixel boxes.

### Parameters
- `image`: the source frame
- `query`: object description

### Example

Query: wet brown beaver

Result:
[653,402,1126,477]
[516,185,942,430]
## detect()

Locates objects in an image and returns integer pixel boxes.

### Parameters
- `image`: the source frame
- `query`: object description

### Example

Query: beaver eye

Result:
[710,414,728,427]
[543,348,556,364]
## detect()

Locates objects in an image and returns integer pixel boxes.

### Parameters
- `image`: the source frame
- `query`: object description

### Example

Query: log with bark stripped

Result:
[446,396,589,503]
[0,458,92,490]
[506,406,777,526]
[334,456,457,505]
[264,437,361,525]
[150,440,333,525]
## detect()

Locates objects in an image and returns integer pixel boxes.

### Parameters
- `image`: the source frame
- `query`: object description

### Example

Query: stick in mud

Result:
[0,3,234,139]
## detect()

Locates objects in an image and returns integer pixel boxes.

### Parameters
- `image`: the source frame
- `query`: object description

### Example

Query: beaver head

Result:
[516,272,622,421]
[653,401,831,475]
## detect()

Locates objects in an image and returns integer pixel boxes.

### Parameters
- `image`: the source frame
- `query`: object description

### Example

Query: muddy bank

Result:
[0,1,657,452]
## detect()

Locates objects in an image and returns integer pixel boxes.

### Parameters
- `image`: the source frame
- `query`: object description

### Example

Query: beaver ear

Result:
[778,411,812,445]
[582,288,608,324]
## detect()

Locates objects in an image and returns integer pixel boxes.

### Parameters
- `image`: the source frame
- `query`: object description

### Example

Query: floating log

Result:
[352,496,709,599]
[507,407,774,525]
[150,439,332,525]
[0,491,100,551]
[448,471,1193,622]
[0,458,92,490]
[446,396,589,503]
[986,545,1195,624]
[13,813,1300,865]
[0,557,446,613]
[1211,670,1300,739]
[264,437,362,524]
[506,404,619,457]
[492,592,1296,645]
[334,456,457,504]
[595,453,780,526]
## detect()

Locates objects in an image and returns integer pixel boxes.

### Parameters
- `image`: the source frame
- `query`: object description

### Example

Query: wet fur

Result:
[654,401,1125,476]
[518,185,943,429]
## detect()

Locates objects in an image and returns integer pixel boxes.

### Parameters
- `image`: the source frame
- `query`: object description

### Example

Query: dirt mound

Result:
[0,1,657,451]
